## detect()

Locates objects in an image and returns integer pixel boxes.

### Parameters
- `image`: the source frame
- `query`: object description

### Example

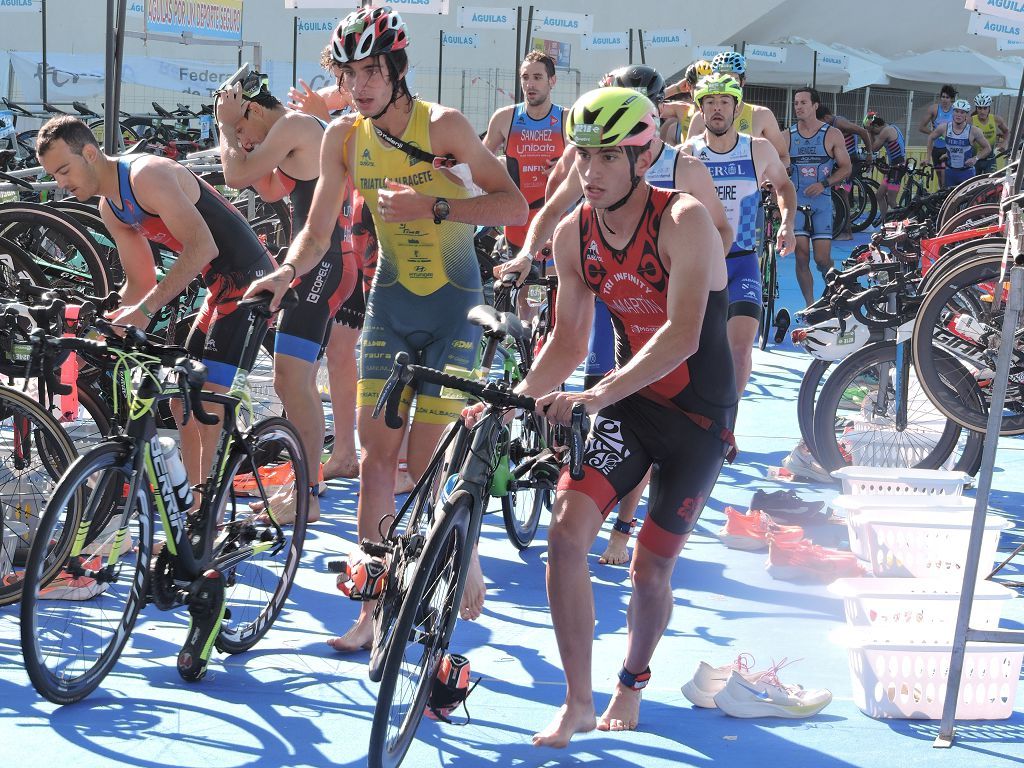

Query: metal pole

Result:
[524,5,534,58]
[1008,65,1024,154]
[639,30,646,65]
[863,85,871,123]
[812,50,817,89]
[103,0,116,154]
[437,31,443,103]
[785,86,792,129]
[110,0,127,148]
[40,0,47,103]
[905,90,914,147]
[514,6,523,103]
[292,17,298,88]
[935,259,1024,748]
[628,28,633,65]
[741,41,746,55]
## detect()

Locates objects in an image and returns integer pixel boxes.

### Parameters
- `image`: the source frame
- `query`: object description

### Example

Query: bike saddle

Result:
[467,303,528,342]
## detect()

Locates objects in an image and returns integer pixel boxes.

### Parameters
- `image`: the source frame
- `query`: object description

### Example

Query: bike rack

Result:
[935,197,1024,748]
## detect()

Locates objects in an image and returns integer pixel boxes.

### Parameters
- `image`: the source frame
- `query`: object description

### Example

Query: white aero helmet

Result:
[791,316,871,361]
[975,93,992,108]
[952,98,972,113]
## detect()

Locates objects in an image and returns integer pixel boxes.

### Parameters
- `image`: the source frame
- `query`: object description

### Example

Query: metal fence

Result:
[9,60,1020,150]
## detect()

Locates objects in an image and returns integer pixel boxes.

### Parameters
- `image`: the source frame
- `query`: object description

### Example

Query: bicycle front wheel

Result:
[213,416,308,655]
[20,441,153,704]
[501,410,553,550]
[758,241,777,351]
[368,500,471,768]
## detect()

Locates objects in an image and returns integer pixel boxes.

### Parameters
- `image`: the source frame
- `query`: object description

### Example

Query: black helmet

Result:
[600,65,666,105]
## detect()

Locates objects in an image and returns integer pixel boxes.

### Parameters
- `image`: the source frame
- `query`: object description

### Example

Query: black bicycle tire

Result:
[831,189,849,238]
[911,253,1024,435]
[918,237,1005,298]
[214,416,309,654]
[0,202,111,294]
[936,204,1000,237]
[812,343,970,473]
[937,178,1001,226]
[501,410,552,550]
[20,441,153,704]
[758,239,776,351]
[0,384,79,606]
[797,357,832,464]
[0,233,51,288]
[368,500,470,768]
[850,177,877,233]
[48,200,126,288]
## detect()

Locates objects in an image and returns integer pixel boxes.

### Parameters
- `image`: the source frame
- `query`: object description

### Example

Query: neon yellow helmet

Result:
[566,87,658,148]
[694,74,743,105]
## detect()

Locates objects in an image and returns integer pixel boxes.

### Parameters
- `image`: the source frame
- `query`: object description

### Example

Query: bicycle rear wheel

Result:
[501,410,553,550]
[797,357,832,464]
[20,441,153,704]
[368,500,470,768]
[0,202,111,294]
[811,343,980,473]
[213,416,308,655]
[0,385,79,606]
[911,252,1024,435]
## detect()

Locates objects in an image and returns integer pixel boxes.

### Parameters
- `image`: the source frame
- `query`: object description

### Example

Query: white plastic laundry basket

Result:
[831,466,970,496]
[828,577,1015,630]
[830,494,977,560]
[836,627,1024,719]
[860,510,1011,579]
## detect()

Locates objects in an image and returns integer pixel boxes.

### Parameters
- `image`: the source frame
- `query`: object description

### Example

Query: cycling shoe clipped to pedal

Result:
[177,569,227,682]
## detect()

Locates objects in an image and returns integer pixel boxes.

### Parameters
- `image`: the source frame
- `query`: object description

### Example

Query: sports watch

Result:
[432,197,450,225]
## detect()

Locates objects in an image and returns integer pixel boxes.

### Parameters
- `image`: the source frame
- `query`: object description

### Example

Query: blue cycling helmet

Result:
[712,51,746,77]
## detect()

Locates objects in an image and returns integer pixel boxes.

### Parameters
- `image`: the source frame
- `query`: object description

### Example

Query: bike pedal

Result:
[177,569,226,683]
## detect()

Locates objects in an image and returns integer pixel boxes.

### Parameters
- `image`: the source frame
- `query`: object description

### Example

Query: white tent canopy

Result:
[780,37,891,91]
[885,47,1013,88]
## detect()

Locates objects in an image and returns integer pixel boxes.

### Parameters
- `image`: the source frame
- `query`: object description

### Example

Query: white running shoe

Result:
[681,653,762,708]
[712,665,832,719]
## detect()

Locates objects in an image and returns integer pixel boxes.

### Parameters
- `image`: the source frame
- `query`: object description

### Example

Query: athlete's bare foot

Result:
[532,702,597,748]
[253,486,320,524]
[323,454,359,481]
[326,610,374,653]
[596,683,642,732]
[394,468,415,495]
[598,526,631,565]
[459,547,486,620]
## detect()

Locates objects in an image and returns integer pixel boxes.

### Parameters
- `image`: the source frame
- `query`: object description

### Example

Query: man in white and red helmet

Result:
[246,5,527,652]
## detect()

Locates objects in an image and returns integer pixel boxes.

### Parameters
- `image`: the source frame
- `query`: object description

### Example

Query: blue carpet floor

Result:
[1,233,1023,767]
